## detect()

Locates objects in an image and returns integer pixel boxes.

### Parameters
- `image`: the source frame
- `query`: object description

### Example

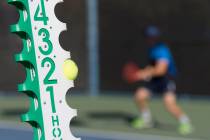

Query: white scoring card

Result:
[28,0,79,139]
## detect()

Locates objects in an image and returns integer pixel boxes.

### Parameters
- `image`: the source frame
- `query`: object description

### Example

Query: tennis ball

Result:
[63,59,78,80]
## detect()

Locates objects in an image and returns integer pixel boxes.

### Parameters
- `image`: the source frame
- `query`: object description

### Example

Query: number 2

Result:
[41,57,57,85]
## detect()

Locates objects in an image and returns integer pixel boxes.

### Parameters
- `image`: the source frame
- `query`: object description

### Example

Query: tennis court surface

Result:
[0,122,202,140]
[0,94,209,140]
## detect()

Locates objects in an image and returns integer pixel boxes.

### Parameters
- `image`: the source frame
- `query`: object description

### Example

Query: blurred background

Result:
[0,0,210,140]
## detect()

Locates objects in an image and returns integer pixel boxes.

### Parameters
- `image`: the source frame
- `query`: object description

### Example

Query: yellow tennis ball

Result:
[63,59,78,80]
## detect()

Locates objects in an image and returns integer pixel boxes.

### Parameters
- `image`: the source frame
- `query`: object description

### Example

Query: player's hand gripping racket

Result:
[122,62,140,83]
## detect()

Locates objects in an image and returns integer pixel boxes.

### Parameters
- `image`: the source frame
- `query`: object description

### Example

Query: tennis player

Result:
[131,26,193,135]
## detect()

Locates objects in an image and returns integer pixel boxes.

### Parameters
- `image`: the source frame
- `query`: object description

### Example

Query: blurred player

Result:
[131,26,193,135]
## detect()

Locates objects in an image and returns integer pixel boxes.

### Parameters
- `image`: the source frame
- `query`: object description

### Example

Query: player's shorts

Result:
[144,77,176,94]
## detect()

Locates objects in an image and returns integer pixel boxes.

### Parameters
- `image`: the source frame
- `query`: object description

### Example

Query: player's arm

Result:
[136,60,168,80]
[149,59,169,77]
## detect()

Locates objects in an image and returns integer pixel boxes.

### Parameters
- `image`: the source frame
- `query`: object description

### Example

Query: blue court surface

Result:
[0,122,201,140]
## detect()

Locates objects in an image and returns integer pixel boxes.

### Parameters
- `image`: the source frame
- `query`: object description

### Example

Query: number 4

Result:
[34,0,49,25]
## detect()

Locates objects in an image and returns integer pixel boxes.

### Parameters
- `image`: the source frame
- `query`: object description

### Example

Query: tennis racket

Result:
[122,62,140,83]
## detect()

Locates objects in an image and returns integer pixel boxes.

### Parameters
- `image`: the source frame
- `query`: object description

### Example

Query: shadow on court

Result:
[88,111,177,131]
[88,111,135,123]
[2,109,27,117]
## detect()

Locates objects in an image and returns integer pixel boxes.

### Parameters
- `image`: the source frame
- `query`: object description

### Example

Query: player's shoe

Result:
[178,122,193,135]
[131,118,153,129]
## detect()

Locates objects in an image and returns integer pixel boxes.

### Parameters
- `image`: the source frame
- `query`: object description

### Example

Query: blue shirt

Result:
[149,43,177,77]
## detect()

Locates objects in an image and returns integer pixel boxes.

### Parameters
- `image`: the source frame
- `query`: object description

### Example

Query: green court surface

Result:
[0,94,209,140]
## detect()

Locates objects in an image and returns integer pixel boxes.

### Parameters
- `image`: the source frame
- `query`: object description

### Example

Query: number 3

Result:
[38,28,53,55]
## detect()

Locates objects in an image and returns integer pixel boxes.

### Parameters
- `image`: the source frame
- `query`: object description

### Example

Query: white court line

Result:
[0,121,203,140]
[73,128,202,140]
[0,121,32,132]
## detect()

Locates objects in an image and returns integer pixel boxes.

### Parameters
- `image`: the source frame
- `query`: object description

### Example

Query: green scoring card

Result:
[8,0,79,139]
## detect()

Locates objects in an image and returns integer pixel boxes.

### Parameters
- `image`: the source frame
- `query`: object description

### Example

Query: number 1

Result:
[46,86,56,113]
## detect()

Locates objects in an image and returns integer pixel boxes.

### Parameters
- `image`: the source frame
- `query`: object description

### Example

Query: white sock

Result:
[179,114,190,124]
[141,109,152,123]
